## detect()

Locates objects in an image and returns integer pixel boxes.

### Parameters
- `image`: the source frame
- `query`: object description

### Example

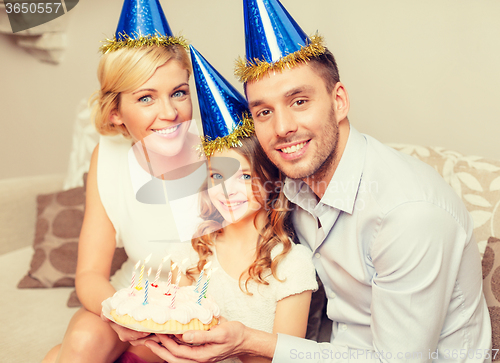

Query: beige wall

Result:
[1,0,499,179]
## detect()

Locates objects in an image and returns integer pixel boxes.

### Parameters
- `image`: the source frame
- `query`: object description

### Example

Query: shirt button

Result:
[314,253,321,259]
[329,292,336,299]
[340,323,348,331]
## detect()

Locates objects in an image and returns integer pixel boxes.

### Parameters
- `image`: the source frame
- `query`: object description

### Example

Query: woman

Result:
[43,2,202,362]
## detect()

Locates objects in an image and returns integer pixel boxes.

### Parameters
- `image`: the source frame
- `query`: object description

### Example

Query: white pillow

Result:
[63,99,99,190]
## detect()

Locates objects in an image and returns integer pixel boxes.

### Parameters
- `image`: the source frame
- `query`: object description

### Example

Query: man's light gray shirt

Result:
[273,126,491,362]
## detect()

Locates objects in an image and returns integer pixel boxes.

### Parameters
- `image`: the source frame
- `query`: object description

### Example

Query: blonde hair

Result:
[186,135,294,294]
[90,45,191,138]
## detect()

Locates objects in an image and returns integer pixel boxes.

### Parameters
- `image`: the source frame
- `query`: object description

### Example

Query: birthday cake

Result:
[102,282,220,333]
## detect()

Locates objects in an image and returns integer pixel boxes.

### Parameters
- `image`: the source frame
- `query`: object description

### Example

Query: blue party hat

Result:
[190,45,254,157]
[100,0,187,54]
[236,0,325,82]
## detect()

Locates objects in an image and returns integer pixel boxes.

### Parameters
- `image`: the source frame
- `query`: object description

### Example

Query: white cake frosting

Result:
[105,283,220,325]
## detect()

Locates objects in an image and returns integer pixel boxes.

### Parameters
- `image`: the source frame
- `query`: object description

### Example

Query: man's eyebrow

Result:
[284,86,313,98]
[248,86,314,108]
[248,99,264,109]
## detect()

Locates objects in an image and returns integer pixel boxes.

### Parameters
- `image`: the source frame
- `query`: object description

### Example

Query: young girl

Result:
[167,47,318,363]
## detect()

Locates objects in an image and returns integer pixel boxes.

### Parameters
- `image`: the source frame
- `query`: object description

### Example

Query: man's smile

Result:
[280,141,308,154]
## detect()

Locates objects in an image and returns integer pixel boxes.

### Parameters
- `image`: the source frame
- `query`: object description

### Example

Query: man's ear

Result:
[109,109,123,126]
[332,82,350,122]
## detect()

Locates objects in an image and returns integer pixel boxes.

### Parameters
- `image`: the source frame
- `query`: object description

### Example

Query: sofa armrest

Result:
[0,173,65,255]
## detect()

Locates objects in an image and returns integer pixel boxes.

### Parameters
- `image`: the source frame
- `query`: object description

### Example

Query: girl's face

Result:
[111,59,193,157]
[207,149,264,225]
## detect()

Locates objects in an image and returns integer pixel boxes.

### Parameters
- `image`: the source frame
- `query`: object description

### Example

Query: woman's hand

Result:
[101,312,157,346]
[144,319,276,363]
[146,321,245,363]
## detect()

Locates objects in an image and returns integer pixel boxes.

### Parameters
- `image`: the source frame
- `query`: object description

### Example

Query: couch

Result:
[2,142,500,363]
[0,173,78,363]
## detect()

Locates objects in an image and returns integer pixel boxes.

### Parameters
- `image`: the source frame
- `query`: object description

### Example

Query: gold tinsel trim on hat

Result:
[100,32,189,54]
[198,113,255,157]
[235,35,326,82]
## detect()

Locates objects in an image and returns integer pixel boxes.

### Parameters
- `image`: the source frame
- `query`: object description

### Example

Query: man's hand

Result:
[145,320,248,363]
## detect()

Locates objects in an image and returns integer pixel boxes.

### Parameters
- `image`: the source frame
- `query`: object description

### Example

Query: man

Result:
[143,0,491,361]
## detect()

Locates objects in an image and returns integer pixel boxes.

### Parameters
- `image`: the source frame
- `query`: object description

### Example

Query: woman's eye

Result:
[138,96,153,103]
[172,90,186,98]
[241,174,252,180]
[211,173,223,180]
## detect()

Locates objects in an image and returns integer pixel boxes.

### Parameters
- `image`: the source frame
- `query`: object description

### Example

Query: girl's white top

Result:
[172,242,318,333]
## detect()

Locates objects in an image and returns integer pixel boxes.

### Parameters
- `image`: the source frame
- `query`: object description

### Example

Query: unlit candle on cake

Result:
[153,254,170,288]
[130,260,140,289]
[144,268,152,305]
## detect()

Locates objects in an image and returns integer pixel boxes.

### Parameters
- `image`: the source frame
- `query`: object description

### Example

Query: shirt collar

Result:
[284,125,367,214]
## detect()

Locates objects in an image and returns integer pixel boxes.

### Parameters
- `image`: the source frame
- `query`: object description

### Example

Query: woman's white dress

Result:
[97,135,204,288]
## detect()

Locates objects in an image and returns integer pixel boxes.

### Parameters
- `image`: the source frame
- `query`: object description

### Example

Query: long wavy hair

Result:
[186,135,293,294]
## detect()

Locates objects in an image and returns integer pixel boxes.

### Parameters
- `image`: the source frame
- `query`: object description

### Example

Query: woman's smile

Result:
[151,123,182,138]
